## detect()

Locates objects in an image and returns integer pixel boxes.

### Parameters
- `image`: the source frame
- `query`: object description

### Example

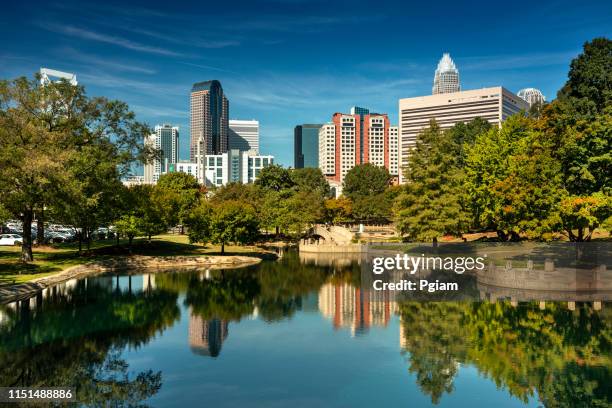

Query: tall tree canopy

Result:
[558,37,612,115]
[0,75,152,262]
[395,121,472,242]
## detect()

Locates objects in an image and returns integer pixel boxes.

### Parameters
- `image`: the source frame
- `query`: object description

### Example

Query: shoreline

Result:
[0,254,264,304]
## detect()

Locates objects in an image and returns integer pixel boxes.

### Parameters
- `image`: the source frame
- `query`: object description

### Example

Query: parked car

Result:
[0,234,23,246]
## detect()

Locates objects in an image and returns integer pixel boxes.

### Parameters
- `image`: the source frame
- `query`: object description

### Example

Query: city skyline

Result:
[1,0,610,166]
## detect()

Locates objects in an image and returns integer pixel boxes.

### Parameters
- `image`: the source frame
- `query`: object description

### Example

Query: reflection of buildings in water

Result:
[318,282,397,336]
[299,251,362,269]
[188,309,229,357]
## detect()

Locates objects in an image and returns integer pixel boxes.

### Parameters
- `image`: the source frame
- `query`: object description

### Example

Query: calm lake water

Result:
[0,250,610,407]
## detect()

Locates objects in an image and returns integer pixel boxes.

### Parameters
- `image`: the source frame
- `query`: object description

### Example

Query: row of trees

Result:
[395,37,611,242]
[181,163,400,252]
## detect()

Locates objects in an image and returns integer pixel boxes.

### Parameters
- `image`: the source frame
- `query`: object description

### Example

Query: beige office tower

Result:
[190,80,229,162]
[318,123,336,176]
[398,86,529,182]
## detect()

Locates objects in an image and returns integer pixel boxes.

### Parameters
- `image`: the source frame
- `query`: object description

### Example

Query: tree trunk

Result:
[36,207,44,246]
[577,227,584,242]
[221,242,225,255]
[86,228,91,251]
[496,230,508,241]
[148,233,152,243]
[20,209,34,263]
[432,236,438,248]
[78,231,82,254]
[128,236,133,254]
[116,232,119,247]
[510,231,520,242]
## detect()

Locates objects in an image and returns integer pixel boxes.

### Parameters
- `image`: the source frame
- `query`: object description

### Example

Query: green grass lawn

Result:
[0,234,269,286]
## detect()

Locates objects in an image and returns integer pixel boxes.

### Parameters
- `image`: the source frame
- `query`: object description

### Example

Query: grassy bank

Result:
[0,234,271,285]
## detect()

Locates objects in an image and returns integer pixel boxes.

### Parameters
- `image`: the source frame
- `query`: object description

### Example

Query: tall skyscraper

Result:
[143,124,179,184]
[229,119,259,152]
[294,124,322,168]
[188,311,229,358]
[190,80,229,162]
[318,111,398,184]
[432,53,460,95]
[398,86,529,182]
[517,88,546,107]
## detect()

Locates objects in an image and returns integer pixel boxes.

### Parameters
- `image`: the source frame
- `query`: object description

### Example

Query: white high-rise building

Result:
[40,68,77,85]
[389,126,399,178]
[143,124,179,184]
[175,161,199,180]
[318,124,336,176]
[229,119,259,153]
[432,53,460,95]
[199,150,274,188]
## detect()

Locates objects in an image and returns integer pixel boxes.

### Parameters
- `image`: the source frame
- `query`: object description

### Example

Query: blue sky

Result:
[1,0,610,167]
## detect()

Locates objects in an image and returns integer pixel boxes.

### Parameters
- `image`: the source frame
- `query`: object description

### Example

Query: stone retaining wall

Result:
[0,255,262,304]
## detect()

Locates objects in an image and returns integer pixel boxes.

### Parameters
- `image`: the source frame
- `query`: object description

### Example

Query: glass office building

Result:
[294,124,322,168]
[190,80,229,161]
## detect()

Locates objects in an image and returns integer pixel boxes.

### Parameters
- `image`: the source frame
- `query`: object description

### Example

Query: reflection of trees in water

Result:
[155,250,334,323]
[0,277,180,406]
[399,301,611,406]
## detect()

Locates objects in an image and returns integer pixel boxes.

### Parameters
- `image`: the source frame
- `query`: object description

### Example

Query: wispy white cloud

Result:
[78,72,186,96]
[177,61,238,75]
[130,104,188,119]
[58,47,157,74]
[226,73,421,112]
[232,14,385,33]
[40,23,182,57]
[124,27,241,49]
[459,51,578,71]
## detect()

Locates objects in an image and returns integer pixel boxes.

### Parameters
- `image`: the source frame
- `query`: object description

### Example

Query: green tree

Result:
[323,197,353,225]
[464,115,561,240]
[209,201,259,254]
[156,172,201,233]
[255,164,294,192]
[210,182,262,204]
[558,193,612,241]
[132,184,167,242]
[114,215,142,252]
[534,39,612,240]
[290,167,330,197]
[0,75,152,262]
[342,163,391,201]
[395,122,471,243]
[557,37,612,115]
[185,200,212,245]
[284,191,324,234]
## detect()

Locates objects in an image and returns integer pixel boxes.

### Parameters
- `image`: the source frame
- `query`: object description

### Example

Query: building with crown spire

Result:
[517,88,546,107]
[432,53,460,94]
